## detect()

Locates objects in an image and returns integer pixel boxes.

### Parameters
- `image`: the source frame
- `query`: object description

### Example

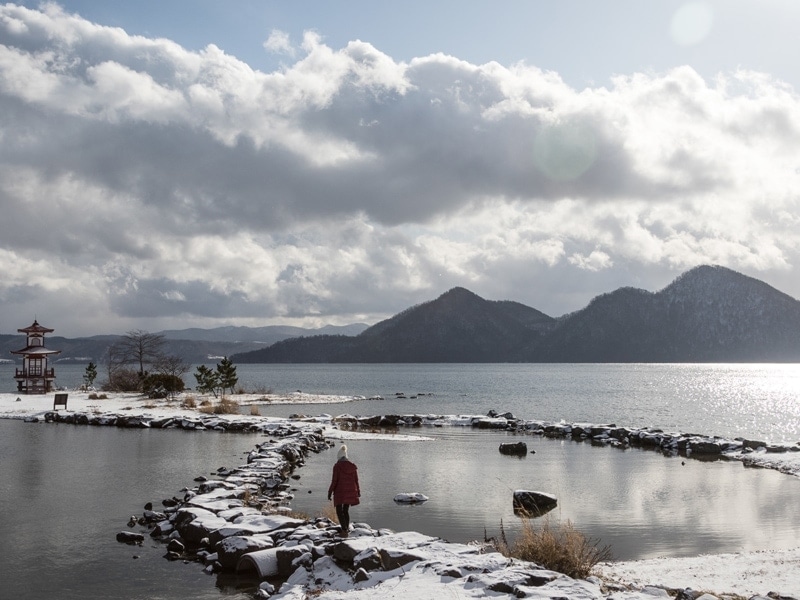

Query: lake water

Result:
[2,363,800,598]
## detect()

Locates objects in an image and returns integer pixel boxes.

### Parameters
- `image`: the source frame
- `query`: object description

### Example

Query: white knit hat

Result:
[337,445,348,460]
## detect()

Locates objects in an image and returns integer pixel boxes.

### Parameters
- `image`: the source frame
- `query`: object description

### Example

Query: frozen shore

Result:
[2,390,799,598]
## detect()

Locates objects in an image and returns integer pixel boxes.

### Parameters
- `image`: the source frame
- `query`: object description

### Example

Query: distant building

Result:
[11,320,61,394]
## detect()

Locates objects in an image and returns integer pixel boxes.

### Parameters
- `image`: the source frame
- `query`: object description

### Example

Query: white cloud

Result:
[264,29,294,57]
[1,3,799,335]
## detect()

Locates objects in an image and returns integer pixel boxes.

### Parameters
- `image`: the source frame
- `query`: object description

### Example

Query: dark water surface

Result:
[0,419,261,599]
[288,427,800,561]
[2,363,800,598]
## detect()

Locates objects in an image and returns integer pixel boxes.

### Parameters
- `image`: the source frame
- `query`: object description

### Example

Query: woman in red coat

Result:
[327,444,360,537]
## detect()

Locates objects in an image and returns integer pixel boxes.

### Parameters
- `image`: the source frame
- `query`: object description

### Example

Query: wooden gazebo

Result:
[11,320,61,394]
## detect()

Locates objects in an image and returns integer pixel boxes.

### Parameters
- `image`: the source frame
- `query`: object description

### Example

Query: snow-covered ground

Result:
[2,390,799,597]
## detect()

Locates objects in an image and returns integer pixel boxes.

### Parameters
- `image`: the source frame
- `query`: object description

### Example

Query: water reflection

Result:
[287,428,800,561]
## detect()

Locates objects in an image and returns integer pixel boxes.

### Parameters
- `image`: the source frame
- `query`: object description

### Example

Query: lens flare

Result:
[670,2,714,47]
[532,120,597,182]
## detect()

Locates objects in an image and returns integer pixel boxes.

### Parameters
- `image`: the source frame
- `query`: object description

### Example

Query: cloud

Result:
[1,3,799,336]
[264,29,295,57]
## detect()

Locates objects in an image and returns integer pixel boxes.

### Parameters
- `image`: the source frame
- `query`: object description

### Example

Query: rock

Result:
[499,442,528,456]
[276,545,311,577]
[116,531,144,545]
[236,548,281,578]
[216,535,274,570]
[167,539,185,554]
[353,547,382,571]
[393,492,429,504]
[512,490,558,517]
[379,547,426,570]
[174,507,228,544]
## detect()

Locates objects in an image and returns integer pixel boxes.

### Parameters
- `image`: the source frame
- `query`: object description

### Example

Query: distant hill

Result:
[232,265,800,363]
[524,265,800,362]
[158,323,368,344]
[5,265,799,365]
[233,286,556,363]
[0,323,369,365]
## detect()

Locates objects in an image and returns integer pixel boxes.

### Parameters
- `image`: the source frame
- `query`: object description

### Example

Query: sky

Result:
[2,1,800,337]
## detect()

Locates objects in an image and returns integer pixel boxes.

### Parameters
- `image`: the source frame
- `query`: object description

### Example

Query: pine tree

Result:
[83,362,98,389]
[194,364,220,398]
[216,357,239,396]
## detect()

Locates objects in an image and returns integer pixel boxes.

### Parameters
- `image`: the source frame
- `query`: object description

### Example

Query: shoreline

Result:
[2,390,800,597]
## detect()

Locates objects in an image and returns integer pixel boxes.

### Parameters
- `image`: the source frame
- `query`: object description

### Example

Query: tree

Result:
[194,364,220,398]
[104,330,166,392]
[155,354,189,381]
[152,354,190,400]
[193,358,238,398]
[112,330,166,377]
[83,362,98,389]
[216,357,239,396]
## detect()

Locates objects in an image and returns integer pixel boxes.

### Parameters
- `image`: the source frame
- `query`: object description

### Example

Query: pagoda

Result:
[11,320,61,394]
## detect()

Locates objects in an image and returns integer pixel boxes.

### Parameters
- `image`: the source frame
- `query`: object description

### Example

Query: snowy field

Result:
[2,390,799,598]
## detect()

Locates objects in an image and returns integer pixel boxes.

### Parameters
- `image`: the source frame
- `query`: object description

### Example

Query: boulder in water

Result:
[512,490,557,517]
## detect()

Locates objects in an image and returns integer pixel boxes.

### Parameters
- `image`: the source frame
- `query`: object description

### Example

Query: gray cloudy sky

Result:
[2,1,800,336]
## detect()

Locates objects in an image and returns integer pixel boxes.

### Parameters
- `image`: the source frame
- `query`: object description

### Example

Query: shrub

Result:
[495,518,612,580]
[103,368,141,392]
[199,397,240,414]
[142,373,185,398]
[319,503,339,524]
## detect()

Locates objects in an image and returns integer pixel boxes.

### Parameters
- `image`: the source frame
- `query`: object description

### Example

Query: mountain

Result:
[158,324,368,344]
[0,324,369,365]
[5,265,799,365]
[231,265,800,363]
[524,265,800,362]
[232,286,555,363]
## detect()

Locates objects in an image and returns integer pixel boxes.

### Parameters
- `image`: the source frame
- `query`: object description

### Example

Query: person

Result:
[327,444,360,537]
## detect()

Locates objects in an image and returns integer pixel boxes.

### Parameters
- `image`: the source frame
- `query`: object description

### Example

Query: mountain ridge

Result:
[232,265,800,363]
[4,265,800,365]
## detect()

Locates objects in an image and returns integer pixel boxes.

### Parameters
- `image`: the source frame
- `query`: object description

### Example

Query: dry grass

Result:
[319,502,338,524]
[495,518,612,580]
[249,404,261,416]
[182,395,196,409]
[87,393,108,400]
[198,396,240,414]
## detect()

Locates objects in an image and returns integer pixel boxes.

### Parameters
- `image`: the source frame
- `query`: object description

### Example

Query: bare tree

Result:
[115,329,166,377]
[155,354,189,380]
[104,330,167,391]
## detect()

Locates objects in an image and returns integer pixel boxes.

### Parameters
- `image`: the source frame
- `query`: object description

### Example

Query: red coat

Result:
[328,458,360,505]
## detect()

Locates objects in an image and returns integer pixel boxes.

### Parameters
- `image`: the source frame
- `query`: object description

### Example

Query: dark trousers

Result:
[335,504,350,532]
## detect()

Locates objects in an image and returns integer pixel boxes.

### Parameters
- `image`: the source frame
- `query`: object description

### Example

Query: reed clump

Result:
[495,518,612,580]
[319,502,339,524]
[199,396,240,414]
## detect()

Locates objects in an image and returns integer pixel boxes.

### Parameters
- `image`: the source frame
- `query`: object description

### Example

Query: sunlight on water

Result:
[664,364,800,441]
[6,362,800,441]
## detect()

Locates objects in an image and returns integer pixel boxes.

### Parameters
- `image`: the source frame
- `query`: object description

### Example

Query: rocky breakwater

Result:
[40,409,308,432]
[331,412,800,478]
[113,418,615,599]
[117,430,797,600]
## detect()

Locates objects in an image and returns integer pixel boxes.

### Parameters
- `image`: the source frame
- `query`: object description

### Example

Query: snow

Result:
[2,390,800,598]
[392,492,429,503]
[597,548,800,597]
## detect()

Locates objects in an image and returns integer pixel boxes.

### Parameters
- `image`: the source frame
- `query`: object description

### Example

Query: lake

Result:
[1,363,799,598]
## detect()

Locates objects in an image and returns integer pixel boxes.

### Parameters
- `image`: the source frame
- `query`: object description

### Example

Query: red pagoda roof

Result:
[11,345,61,356]
[17,319,54,334]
